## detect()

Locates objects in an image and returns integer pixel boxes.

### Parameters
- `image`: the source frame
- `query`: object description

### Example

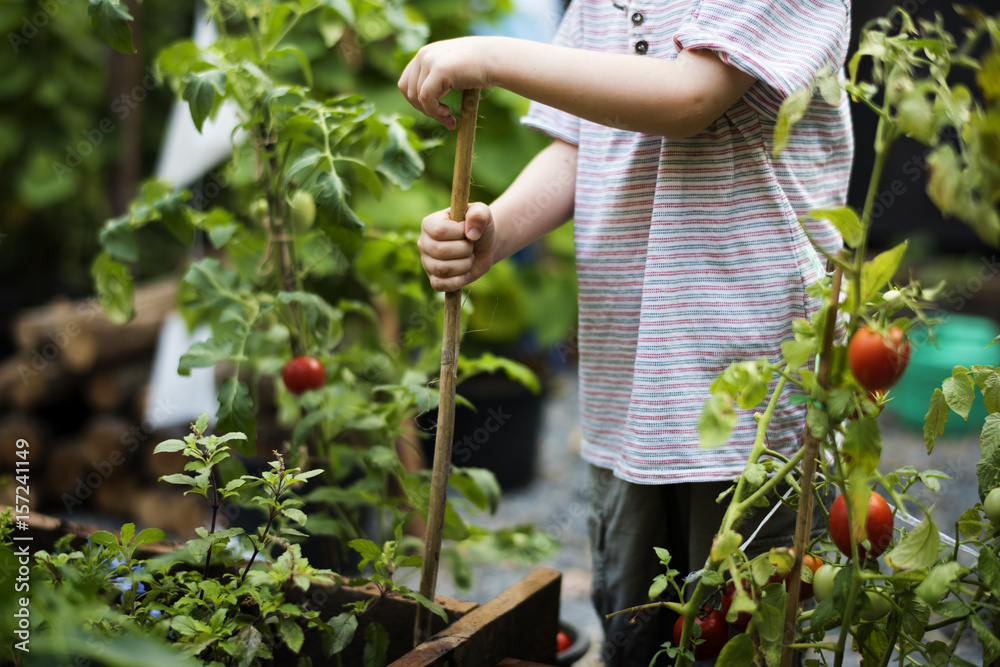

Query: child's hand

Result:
[398,37,495,129]
[418,202,496,292]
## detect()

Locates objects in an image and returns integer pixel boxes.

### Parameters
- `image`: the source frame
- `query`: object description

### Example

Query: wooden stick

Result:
[414,89,481,647]
[781,263,844,667]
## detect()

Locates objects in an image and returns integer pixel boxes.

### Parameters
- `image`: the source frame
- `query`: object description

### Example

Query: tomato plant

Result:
[282,356,326,395]
[847,326,911,392]
[828,491,894,560]
[633,9,1000,666]
[673,608,728,661]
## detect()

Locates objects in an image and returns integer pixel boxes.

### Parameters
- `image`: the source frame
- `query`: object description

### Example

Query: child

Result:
[399,1,853,664]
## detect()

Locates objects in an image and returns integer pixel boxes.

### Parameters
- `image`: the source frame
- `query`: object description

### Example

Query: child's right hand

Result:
[418,202,496,292]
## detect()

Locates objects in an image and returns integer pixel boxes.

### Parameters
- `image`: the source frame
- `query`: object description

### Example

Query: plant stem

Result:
[203,467,223,582]
[241,506,277,584]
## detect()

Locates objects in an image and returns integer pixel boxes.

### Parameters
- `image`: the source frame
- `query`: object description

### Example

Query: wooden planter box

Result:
[7,508,562,666]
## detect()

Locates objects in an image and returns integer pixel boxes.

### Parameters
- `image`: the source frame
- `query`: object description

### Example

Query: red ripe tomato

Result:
[785,552,823,602]
[282,356,326,395]
[556,630,572,653]
[720,582,752,632]
[673,608,728,661]
[848,326,910,392]
[829,491,894,560]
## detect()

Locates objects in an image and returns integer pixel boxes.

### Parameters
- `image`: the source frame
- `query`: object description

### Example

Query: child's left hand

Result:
[398,37,496,129]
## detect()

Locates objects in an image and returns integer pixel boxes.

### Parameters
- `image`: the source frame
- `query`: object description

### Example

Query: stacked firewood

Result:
[0,280,207,538]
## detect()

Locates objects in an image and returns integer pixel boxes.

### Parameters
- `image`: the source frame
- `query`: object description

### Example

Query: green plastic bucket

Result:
[883,313,1000,433]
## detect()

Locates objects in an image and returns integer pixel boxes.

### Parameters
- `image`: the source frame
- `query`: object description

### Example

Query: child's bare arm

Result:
[418,138,577,292]
[399,37,756,137]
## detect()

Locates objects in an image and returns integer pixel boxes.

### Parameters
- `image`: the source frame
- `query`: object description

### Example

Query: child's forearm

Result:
[490,138,577,264]
[400,37,756,138]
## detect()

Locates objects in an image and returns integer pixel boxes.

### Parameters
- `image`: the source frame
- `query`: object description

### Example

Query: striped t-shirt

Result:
[524,0,854,484]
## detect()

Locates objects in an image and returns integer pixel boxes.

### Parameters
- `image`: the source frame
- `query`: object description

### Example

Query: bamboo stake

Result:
[781,263,844,667]
[414,89,481,647]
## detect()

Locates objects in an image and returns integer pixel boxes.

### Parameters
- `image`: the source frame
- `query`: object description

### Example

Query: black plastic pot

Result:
[556,619,591,666]
[418,371,546,490]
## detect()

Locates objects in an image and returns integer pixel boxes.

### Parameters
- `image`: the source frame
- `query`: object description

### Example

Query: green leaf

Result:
[182,70,227,133]
[648,574,669,601]
[283,508,308,525]
[314,170,365,260]
[774,86,811,155]
[154,439,187,454]
[449,467,501,514]
[900,596,931,642]
[134,528,166,547]
[457,352,541,394]
[924,388,949,452]
[100,215,139,262]
[88,0,135,54]
[277,292,344,350]
[160,473,197,487]
[841,417,882,475]
[216,378,256,456]
[979,546,1000,600]
[378,117,424,189]
[781,339,815,370]
[178,338,235,375]
[278,617,305,654]
[860,241,908,305]
[268,47,313,87]
[324,613,358,657]
[91,252,135,325]
[882,514,939,570]
[709,530,742,566]
[980,414,1000,499]
[985,372,1000,414]
[89,530,120,549]
[811,207,863,248]
[699,393,737,447]
[806,402,830,439]
[755,582,787,643]
[958,507,982,541]
[943,367,976,421]
[402,590,448,622]
[235,624,262,667]
[915,561,967,604]
[362,622,389,667]
[971,614,1000,666]
[715,632,754,666]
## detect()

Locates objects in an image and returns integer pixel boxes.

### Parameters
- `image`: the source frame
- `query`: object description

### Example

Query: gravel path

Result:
[434,368,989,666]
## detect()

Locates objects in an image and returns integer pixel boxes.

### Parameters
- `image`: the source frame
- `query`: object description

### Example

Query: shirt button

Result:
[635,40,648,55]
[631,12,644,26]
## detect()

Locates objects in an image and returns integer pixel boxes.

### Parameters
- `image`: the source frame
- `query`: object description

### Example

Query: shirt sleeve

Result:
[521,1,582,145]
[672,0,849,101]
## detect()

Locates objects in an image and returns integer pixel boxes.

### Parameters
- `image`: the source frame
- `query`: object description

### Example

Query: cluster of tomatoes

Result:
[673,489,896,660]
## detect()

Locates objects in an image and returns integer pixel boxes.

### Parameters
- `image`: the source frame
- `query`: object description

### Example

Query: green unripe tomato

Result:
[249,198,269,226]
[859,590,891,621]
[289,190,316,231]
[812,564,838,602]
[984,488,1000,524]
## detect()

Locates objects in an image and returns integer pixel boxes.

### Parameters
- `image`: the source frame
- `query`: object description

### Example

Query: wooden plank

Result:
[390,568,561,667]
